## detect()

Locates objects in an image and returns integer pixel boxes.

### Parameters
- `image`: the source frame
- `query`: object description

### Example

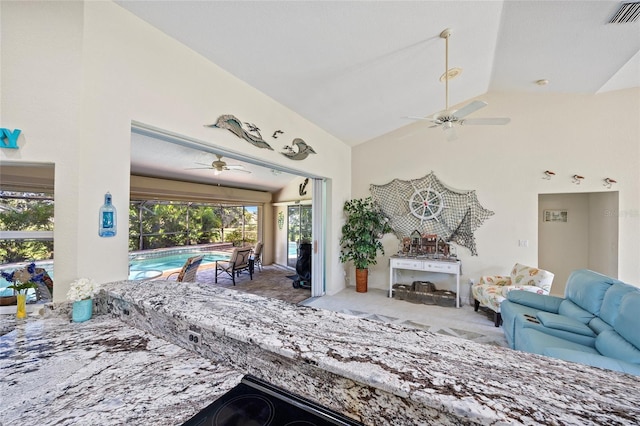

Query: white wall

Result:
[1,1,351,300]
[352,90,640,293]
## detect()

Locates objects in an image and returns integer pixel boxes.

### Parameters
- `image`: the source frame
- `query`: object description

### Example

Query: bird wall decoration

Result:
[272,130,284,139]
[281,138,316,161]
[204,115,274,150]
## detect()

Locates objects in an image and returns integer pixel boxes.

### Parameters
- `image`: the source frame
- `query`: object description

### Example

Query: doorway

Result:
[538,191,619,296]
[287,204,312,268]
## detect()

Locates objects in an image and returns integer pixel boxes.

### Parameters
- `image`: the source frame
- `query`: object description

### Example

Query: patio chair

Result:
[35,267,54,302]
[166,255,204,282]
[252,241,263,272]
[215,246,253,285]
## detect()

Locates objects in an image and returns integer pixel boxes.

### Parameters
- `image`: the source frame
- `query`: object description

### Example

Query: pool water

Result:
[0,250,231,284]
[130,252,229,272]
[0,249,232,301]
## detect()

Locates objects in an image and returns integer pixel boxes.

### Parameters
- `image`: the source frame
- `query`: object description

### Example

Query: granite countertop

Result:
[101,280,640,425]
[2,280,640,425]
[0,313,243,425]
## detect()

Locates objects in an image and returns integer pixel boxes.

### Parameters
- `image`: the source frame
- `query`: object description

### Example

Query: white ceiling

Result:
[120,0,640,191]
[130,131,299,193]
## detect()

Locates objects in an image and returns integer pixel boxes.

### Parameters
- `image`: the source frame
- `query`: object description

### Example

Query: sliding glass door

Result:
[287,205,312,268]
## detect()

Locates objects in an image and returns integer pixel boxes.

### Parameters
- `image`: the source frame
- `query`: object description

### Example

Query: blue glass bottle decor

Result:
[99,192,117,237]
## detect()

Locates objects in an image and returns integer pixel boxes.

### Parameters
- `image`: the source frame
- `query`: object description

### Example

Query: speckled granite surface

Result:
[2,279,640,426]
[102,279,640,425]
[0,314,243,425]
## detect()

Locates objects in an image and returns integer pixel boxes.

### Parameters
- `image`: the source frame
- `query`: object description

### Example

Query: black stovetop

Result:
[182,375,364,426]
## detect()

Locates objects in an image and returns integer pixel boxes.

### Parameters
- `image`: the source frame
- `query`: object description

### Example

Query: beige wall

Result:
[1,1,351,300]
[588,191,619,279]
[538,192,619,296]
[2,2,638,302]
[352,90,640,293]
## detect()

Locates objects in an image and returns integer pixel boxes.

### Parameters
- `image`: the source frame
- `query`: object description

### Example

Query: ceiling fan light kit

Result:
[187,154,251,175]
[408,28,511,141]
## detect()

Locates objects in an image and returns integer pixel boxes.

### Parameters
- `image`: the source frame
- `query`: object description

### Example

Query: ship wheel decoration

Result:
[408,186,446,222]
[369,172,494,256]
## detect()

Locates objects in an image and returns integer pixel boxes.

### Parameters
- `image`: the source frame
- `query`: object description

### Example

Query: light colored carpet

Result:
[175,264,507,347]
[302,287,508,347]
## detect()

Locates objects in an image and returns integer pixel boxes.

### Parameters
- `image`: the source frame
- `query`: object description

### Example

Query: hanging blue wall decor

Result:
[99,192,117,237]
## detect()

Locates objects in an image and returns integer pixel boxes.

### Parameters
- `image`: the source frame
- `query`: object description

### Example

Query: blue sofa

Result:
[501,269,640,376]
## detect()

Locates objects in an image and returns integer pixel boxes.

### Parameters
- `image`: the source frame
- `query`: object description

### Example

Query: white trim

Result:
[311,178,326,297]
[0,231,54,240]
[272,199,312,206]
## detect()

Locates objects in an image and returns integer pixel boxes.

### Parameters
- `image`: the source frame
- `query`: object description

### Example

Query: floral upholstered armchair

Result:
[472,263,554,327]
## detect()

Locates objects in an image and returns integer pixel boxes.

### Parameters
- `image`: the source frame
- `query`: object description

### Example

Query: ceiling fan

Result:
[189,154,251,175]
[409,28,510,141]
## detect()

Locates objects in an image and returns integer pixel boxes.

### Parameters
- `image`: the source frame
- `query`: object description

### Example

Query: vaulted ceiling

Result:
[118,0,639,191]
[118,0,639,147]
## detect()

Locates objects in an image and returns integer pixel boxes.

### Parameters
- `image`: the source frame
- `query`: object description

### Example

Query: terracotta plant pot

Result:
[355,268,368,293]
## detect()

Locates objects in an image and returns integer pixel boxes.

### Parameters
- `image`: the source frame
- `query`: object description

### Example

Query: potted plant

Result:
[339,197,392,293]
[67,278,99,323]
[1,263,43,319]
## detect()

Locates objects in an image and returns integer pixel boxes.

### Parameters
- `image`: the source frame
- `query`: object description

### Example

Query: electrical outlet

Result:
[188,331,202,345]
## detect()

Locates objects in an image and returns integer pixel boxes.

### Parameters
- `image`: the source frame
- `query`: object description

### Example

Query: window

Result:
[0,191,54,264]
[129,200,258,251]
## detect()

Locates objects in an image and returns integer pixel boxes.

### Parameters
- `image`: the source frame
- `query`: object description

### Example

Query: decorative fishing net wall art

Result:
[370,172,494,255]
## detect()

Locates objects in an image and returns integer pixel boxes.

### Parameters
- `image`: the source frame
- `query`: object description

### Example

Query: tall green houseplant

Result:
[339,197,391,292]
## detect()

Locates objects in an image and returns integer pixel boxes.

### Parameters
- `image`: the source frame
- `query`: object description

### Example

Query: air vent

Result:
[609,1,640,23]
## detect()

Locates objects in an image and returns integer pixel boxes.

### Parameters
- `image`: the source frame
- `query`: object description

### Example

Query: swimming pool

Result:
[129,251,230,272]
[0,247,232,282]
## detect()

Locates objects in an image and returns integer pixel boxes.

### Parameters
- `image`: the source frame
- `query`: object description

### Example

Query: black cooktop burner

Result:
[182,375,363,426]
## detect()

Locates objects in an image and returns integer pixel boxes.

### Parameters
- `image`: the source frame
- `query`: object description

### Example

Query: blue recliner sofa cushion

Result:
[515,313,597,347]
[536,312,596,337]
[564,269,617,315]
[614,292,640,350]
[517,327,599,355]
[544,348,640,376]
[599,282,638,327]
[588,317,614,334]
[558,300,595,324]
[506,291,563,312]
[501,292,562,348]
[596,330,640,364]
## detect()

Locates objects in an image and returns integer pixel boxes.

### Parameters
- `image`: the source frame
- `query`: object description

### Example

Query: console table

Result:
[389,256,462,308]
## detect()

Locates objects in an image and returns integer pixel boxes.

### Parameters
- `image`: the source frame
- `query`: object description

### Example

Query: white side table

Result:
[389,256,462,308]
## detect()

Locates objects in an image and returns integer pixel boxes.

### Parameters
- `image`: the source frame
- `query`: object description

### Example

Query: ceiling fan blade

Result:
[452,100,487,119]
[405,116,440,123]
[225,165,251,173]
[185,167,214,170]
[460,117,511,125]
